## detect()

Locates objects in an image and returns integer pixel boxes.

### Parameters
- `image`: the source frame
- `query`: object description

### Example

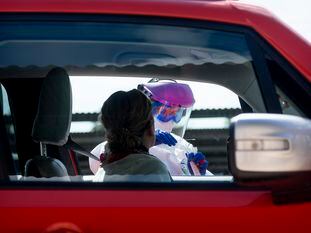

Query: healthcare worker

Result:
[89,79,212,176]
[138,79,211,176]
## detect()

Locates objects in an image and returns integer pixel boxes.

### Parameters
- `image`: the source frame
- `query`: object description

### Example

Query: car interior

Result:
[0,60,293,182]
[0,62,259,181]
[0,19,307,183]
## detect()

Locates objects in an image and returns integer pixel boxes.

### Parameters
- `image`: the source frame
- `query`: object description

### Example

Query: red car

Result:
[0,0,310,232]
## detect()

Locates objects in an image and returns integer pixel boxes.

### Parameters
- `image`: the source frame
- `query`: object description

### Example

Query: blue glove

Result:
[155,129,177,146]
[186,152,208,176]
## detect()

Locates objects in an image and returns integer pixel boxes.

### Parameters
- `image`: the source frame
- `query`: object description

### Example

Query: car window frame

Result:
[251,32,311,117]
[0,13,308,188]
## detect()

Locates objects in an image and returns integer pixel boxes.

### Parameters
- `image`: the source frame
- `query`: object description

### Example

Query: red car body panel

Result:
[0,0,310,232]
[0,190,311,232]
[1,0,311,82]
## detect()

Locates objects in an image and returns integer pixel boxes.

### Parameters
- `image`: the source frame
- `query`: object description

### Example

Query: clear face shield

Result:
[152,100,193,138]
[138,79,195,138]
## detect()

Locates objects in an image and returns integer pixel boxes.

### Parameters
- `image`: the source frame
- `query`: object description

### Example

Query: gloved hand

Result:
[186,152,208,176]
[155,129,177,146]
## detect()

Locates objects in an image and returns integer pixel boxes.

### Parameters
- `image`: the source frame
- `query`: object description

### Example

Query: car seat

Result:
[24,67,99,178]
[24,67,71,178]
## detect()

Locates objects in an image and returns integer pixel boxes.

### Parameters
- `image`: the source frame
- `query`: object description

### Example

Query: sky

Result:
[239,0,311,42]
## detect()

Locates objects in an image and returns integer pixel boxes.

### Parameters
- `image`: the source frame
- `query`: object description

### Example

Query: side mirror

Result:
[228,113,311,184]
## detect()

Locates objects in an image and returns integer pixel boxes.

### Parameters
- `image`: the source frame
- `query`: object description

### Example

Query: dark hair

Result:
[100,89,153,160]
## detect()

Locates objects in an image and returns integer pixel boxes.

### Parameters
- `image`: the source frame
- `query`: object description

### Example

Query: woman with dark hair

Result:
[93,89,171,182]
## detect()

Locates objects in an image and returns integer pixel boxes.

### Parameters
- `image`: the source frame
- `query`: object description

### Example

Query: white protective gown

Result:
[89,133,213,176]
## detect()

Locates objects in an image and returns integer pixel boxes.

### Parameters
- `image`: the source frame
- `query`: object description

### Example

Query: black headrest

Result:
[32,67,72,146]
[24,156,69,178]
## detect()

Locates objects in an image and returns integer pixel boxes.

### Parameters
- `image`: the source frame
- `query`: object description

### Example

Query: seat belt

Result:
[64,136,100,162]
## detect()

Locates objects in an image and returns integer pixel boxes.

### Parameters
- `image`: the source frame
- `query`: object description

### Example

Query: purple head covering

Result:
[140,81,195,107]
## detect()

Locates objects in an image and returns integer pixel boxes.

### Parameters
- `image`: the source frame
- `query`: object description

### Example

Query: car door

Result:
[0,8,311,233]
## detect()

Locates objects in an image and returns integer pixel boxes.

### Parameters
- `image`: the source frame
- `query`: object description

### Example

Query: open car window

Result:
[0,17,306,184]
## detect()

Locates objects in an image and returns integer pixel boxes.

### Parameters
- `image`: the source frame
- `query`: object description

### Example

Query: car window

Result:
[264,56,310,117]
[0,18,293,183]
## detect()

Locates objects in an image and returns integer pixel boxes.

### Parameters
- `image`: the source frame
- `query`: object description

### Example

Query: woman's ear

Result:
[143,120,155,148]
[147,120,155,136]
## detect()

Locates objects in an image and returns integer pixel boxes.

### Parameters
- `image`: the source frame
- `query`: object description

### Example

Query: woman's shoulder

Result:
[127,153,170,173]
[101,153,172,182]
[127,153,164,163]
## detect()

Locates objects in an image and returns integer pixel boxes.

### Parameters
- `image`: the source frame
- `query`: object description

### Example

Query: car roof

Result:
[1,0,311,82]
